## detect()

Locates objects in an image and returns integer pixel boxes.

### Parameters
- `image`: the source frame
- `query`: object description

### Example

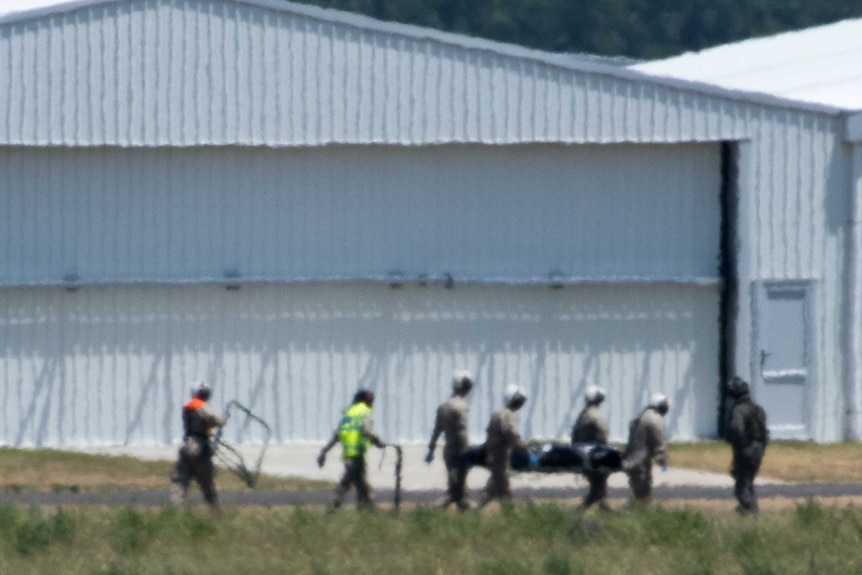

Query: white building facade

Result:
[0,0,857,446]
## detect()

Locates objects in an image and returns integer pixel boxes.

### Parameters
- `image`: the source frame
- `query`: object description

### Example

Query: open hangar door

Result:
[0,143,723,445]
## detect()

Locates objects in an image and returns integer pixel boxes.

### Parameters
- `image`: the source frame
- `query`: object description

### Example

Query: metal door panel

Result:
[753,281,812,439]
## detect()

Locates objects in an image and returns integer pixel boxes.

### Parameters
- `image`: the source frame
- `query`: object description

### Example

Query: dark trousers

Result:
[627,463,653,501]
[478,463,512,508]
[581,470,609,509]
[171,443,218,506]
[732,447,763,513]
[333,456,374,509]
[440,453,469,510]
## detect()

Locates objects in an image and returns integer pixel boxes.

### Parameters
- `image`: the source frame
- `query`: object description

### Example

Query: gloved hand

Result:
[528,453,539,469]
[661,465,668,473]
[424,450,434,464]
[317,451,326,468]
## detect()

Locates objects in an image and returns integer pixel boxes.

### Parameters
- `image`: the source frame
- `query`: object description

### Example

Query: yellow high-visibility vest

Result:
[338,402,372,458]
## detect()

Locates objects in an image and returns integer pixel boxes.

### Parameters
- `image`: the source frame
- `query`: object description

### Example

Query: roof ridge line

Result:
[0,0,847,117]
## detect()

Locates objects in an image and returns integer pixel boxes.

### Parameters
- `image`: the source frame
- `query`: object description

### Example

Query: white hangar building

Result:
[0,0,860,448]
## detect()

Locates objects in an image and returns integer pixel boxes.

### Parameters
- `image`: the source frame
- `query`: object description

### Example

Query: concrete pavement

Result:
[79,443,772,493]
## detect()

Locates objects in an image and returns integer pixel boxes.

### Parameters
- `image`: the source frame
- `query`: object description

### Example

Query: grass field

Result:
[0,444,861,573]
[0,499,859,574]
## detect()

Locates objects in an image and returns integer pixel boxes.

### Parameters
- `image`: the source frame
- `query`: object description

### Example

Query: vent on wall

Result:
[224,269,241,291]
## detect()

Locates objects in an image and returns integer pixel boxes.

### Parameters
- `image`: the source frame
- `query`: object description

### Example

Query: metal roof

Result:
[0,0,97,21]
[632,18,862,111]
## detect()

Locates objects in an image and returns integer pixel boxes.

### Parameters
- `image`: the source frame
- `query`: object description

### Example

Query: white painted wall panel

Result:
[732,115,851,441]
[0,143,721,287]
[0,283,720,446]
[0,0,810,147]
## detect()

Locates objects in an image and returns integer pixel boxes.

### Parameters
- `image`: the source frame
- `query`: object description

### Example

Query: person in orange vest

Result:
[170,382,229,509]
[317,389,386,510]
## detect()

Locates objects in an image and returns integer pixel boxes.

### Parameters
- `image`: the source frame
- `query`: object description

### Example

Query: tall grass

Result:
[0,500,859,574]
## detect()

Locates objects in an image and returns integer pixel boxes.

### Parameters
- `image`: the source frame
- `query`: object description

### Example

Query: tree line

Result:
[291,0,862,59]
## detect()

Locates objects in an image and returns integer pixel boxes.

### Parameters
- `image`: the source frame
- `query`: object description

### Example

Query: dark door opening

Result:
[718,141,738,438]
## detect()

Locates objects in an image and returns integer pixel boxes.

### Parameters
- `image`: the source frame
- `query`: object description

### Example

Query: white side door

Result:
[753,281,813,439]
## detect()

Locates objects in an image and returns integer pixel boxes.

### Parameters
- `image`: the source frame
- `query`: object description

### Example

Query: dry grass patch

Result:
[0,448,329,492]
[669,440,862,483]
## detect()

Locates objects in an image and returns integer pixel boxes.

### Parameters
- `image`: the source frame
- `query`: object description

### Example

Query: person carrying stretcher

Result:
[572,385,611,510]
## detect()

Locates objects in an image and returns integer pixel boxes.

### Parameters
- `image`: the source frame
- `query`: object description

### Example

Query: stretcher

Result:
[463,441,623,475]
[211,400,272,488]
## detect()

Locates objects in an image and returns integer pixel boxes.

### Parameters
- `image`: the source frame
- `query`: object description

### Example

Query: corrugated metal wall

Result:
[0,142,723,445]
[0,143,721,287]
[0,0,761,146]
[0,283,719,446]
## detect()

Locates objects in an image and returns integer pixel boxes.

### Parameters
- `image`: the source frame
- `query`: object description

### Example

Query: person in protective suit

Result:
[317,389,386,510]
[477,384,529,509]
[170,382,229,509]
[426,369,474,511]
[622,393,669,503]
[726,377,769,514]
[572,385,610,510]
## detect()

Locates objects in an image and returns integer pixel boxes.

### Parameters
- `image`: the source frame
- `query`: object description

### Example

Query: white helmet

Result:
[649,392,669,409]
[503,384,526,405]
[452,369,474,392]
[585,385,605,404]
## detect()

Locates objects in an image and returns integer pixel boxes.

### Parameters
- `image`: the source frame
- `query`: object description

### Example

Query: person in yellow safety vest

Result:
[170,382,229,509]
[317,389,387,509]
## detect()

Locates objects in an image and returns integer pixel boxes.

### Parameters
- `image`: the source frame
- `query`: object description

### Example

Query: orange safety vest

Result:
[182,397,210,438]
[183,397,205,411]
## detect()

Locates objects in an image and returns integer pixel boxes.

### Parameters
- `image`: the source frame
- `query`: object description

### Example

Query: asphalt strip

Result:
[3,483,862,507]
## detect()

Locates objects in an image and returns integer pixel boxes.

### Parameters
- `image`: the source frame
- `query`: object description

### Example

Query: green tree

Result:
[289,0,862,58]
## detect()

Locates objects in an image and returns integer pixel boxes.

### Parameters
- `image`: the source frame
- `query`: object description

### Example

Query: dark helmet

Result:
[452,369,474,394]
[353,389,375,406]
[192,382,212,401]
[727,377,750,398]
